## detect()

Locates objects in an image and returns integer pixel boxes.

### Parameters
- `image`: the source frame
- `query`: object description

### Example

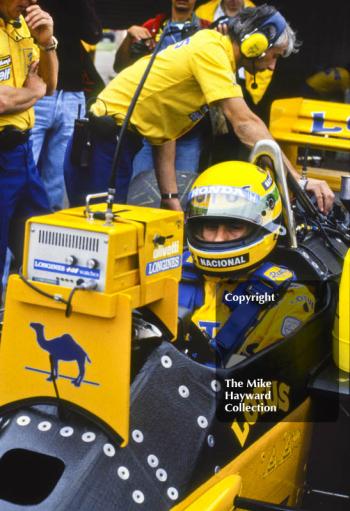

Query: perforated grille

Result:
[37,230,100,252]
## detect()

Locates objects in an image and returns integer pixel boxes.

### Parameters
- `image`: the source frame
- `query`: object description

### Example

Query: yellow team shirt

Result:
[190,274,315,356]
[91,30,243,145]
[0,15,40,131]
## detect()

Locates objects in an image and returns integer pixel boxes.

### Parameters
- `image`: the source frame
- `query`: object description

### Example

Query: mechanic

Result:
[114,0,210,73]
[178,161,316,367]
[196,0,274,106]
[0,0,58,303]
[114,0,210,183]
[64,4,334,213]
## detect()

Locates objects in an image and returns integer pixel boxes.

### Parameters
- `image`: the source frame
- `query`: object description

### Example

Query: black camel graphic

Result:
[30,322,91,387]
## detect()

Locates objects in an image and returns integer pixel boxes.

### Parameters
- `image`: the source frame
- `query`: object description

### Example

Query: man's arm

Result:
[220,96,334,213]
[113,26,154,73]
[0,62,46,114]
[25,3,58,95]
[153,141,182,211]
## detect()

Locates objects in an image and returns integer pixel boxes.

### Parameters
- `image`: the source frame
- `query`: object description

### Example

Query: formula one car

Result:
[0,141,349,511]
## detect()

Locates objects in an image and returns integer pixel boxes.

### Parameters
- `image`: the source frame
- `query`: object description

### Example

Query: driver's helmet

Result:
[186,161,282,275]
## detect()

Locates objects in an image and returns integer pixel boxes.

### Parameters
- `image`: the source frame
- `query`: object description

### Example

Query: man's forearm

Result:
[38,50,58,95]
[223,100,301,180]
[153,140,177,193]
[114,35,133,73]
[0,86,41,114]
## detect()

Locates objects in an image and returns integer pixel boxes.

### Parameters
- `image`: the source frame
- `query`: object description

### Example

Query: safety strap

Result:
[212,262,296,362]
[178,254,296,364]
[178,252,204,317]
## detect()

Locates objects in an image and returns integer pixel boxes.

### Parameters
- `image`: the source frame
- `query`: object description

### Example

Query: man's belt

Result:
[0,126,30,150]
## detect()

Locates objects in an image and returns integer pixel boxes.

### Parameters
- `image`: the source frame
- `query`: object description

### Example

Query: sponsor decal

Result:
[228,379,291,447]
[281,316,302,336]
[0,55,11,82]
[0,56,11,67]
[198,253,249,268]
[174,37,190,49]
[263,266,293,281]
[189,105,209,122]
[311,111,350,134]
[146,255,181,275]
[28,322,94,387]
[153,240,179,259]
[189,185,259,203]
[261,172,273,190]
[198,320,221,338]
[33,259,100,279]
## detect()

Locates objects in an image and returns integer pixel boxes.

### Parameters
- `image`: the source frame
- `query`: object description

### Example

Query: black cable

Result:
[49,355,61,400]
[18,268,91,317]
[251,59,258,89]
[106,25,178,211]
[19,268,69,307]
[65,286,81,317]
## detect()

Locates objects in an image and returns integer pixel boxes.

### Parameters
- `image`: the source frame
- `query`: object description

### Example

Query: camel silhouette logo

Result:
[30,322,91,387]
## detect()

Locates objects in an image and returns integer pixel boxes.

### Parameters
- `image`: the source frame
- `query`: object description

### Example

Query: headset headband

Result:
[259,11,287,47]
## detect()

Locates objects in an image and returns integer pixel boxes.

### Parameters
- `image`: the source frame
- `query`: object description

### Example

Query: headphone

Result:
[240,11,287,59]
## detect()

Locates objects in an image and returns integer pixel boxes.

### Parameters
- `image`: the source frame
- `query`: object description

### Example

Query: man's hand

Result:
[23,61,47,98]
[127,25,155,50]
[25,3,54,48]
[304,178,335,215]
[221,98,336,215]
[160,197,183,211]
[215,22,229,35]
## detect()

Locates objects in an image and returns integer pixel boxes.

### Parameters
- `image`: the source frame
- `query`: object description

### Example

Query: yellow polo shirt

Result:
[91,30,243,145]
[0,15,39,131]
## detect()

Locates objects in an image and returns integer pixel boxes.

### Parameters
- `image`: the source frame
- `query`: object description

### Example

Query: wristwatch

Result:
[161,193,179,200]
[299,177,308,191]
[38,36,58,52]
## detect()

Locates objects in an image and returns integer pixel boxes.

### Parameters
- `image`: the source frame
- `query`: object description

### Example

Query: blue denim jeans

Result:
[0,140,50,303]
[31,91,86,210]
[132,125,203,177]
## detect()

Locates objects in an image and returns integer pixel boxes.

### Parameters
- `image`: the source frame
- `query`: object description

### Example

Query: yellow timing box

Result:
[0,203,184,445]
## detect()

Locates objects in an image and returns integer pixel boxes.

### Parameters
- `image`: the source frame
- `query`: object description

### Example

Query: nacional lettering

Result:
[199,253,249,268]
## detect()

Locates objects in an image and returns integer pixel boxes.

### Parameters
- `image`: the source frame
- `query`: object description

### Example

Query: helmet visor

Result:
[187,185,280,233]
